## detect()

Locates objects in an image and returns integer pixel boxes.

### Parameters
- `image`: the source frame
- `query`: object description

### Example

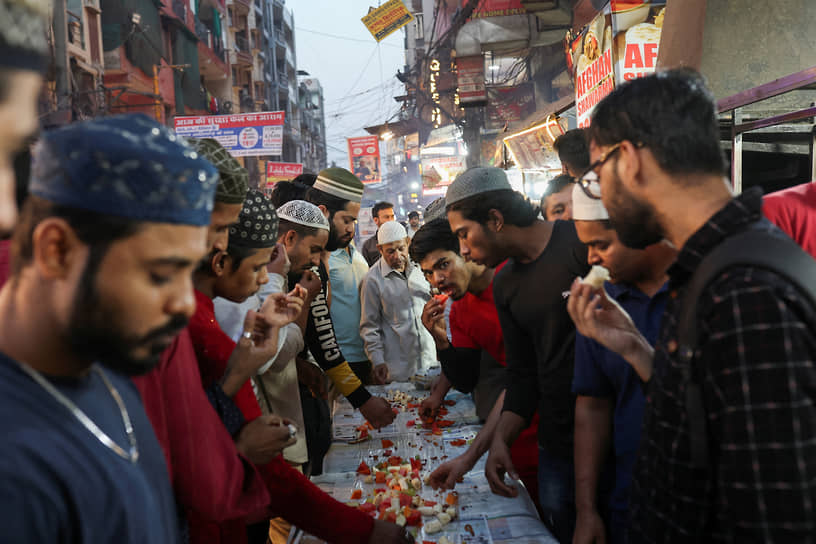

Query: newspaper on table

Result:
[308,471,555,543]
[302,381,555,544]
[332,383,479,443]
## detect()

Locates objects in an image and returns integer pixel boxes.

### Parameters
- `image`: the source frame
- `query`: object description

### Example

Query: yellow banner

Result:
[361,0,414,42]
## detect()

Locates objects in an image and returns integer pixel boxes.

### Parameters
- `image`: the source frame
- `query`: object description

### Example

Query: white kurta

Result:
[359,258,438,382]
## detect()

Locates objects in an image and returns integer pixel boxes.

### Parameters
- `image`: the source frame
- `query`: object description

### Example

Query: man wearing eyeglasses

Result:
[568,69,816,543]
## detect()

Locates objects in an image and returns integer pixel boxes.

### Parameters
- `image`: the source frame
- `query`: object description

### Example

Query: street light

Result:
[410,182,419,190]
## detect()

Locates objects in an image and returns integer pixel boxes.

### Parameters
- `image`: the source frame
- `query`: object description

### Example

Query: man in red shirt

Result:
[410,218,540,505]
[763,181,816,258]
[133,140,409,544]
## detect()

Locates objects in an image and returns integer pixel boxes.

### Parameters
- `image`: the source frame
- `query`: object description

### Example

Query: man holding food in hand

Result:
[566,181,675,544]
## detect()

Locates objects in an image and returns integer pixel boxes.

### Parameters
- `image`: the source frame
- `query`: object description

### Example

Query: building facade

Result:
[297,72,327,173]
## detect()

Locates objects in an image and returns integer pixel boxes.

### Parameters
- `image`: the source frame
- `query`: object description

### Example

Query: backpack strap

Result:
[676,222,816,469]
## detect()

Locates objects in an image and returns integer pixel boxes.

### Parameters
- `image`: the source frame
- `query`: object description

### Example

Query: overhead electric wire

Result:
[295,26,402,48]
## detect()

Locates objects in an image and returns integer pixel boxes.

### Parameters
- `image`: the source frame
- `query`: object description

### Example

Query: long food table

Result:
[297,381,557,544]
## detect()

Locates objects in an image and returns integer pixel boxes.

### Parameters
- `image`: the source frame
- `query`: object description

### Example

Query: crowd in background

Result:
[0,2,814,544]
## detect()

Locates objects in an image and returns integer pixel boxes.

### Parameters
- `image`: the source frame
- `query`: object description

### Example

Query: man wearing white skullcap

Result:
[566,180,676,544]
[360,221,438,383]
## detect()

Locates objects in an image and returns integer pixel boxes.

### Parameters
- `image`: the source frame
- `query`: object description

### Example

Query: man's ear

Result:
[317,204,330,219]
[211,250,229,277]
[283,229,299,250]
[617,140,646,190]
[486,209,504,232]
[31,218,83,279]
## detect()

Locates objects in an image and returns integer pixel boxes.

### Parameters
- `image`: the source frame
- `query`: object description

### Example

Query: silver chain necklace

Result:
[16,361,140,463]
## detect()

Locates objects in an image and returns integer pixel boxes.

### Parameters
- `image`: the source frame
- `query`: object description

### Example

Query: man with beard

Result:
[362,201,395,266]
[566,181,674,544]
[569,69,816,542]
[410,218,540,507]
[134,145,408,544]
[0,114,218,541]
[360,221,436,383]
[303,168,396,428]
[445,167,589,543]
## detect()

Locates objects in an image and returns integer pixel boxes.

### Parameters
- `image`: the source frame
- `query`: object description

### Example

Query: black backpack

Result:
[676,220,816,469]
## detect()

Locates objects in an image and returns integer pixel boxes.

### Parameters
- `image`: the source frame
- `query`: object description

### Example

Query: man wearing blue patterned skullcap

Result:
[0,114,219,542]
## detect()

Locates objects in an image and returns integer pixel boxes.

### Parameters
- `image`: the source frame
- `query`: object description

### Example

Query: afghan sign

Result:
[266,162,302,189]
[421,155,467,197]
[486,82,536,128]
[361,0,414,42]
[347,135,382,184]
[612,1,665,84]
[570,1,666,128]
[174,112,285,157]
[457,55,487,106]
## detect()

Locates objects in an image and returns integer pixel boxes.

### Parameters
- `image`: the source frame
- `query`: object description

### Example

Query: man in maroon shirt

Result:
[410,218,540,506]
[133,140,409,544]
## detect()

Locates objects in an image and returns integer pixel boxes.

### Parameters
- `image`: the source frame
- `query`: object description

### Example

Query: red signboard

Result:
[174,111,286,156]
[347,135,382,184]
[266,162,303,189]
[570,1,666,127]
[486,82,536,127]
[457,55,487,106]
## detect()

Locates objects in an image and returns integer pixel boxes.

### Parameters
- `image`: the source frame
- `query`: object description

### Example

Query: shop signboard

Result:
[457,55,487,106]
[174,111,285,157]
[468,0,526,18]
[502,119,563,173]
[347,135,382,184]
[486,82,536,128]
[361,0,414,42]
[421,155,467,197]
[570,1,666,128]
[266,162,302,190]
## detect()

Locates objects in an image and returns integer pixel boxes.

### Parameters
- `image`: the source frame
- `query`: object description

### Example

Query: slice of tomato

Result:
[433,293,449,304]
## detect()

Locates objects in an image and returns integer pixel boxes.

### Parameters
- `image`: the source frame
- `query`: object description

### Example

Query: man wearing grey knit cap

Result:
[446,166,589,543]
[360,221,437,383]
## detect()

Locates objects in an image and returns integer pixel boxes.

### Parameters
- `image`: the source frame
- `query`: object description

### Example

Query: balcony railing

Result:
[235,33,249,52]
[195,17,226,63]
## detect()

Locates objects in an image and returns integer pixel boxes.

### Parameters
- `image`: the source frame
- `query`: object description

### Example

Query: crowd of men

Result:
[1,2,815,543]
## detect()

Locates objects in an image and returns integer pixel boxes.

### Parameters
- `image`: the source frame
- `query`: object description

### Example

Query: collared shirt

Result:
[630,188,816,542]
[328,244,370,362]
[573,281,668,515]
[359,258,437,381]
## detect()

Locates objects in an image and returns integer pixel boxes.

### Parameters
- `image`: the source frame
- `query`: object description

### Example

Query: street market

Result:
[0,1,815,544]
